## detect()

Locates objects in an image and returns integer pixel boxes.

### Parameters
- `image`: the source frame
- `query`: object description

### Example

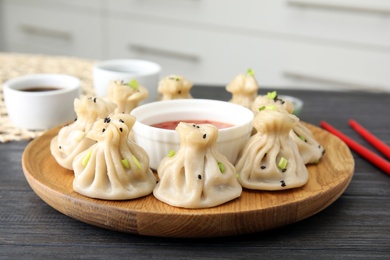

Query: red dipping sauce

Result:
[151,120,233,130]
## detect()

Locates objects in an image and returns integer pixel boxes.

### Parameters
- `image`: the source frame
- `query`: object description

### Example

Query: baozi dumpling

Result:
[251,91,324,164]
[157,75,193,100]
[235,107,308,190]
[108,80,148,114]
[226,69,259,108]
[50,96,117,170]
[72,114,156,200]
[153,122,242,208]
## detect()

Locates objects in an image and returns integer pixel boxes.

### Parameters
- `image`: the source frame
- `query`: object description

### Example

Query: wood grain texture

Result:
[21,123,354,238]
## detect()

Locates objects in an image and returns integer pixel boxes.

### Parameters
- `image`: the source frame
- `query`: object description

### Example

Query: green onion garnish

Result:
[121,158,130,169]
[128,79,139,90]
[218,162,225,173]
[168,150,176,157]
[278,157,288,170]
[266,105,278,111]
[132,155,142,170]
[169,76,181,81]
[247,68,255,76]
[299,135,306,142]
[259,105,278,111]
[267,91,277,100]
[82,150,92,167]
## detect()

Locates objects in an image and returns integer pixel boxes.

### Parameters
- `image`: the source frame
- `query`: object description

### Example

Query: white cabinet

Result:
[2,0,390,91]
[1,0,103,59]
[104,0,390,91]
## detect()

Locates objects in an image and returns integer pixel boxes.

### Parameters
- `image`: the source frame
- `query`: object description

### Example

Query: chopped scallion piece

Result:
[121,158,130,169]
[128,79,139,90]
[299,135,306,142]
[259,105,278,111]
[278,157,288,170]
[218,162,225,173]
[247,68,255,76]
[265,105,278,111]
[132,155,142,170]
[168,150,176,157]
[267,91,277,100]
[169,76,181,81]
[82,150,92,167]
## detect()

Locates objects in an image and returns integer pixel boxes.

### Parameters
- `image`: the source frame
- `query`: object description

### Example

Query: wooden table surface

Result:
[1,86,389,259]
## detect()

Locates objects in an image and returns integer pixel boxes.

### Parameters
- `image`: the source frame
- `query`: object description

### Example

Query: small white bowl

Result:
[3,74,81,130]
[131,99,254,169]
[279,95,304,115]
[93,59,161,103]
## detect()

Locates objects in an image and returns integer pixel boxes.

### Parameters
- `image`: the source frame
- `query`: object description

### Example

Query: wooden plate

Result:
[22,123,354,238]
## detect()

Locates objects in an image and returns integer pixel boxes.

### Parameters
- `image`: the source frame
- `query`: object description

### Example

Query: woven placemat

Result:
[0,53,96,143]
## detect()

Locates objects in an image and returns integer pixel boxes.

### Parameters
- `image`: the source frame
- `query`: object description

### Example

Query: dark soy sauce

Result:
[21,87,61,92]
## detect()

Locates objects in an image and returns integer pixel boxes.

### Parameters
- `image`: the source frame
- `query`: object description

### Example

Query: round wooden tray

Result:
[22,123,354,238]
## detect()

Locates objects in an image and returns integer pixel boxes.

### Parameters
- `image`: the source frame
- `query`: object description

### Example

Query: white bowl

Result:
[93,59,161,103]
[279,95,304,115]
[3,74,81,130]
[131,99,254,169]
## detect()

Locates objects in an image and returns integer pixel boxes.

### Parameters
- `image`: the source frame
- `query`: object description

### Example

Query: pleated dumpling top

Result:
[235,107,309,190]
[154,122,242,208]
[72,114,156,200]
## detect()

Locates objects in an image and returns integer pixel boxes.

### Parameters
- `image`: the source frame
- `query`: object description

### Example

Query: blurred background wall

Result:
[1,0,389,92]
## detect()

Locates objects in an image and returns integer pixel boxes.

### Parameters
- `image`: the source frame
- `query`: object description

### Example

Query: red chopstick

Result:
[320,121,390,175]
[349,119,390,159]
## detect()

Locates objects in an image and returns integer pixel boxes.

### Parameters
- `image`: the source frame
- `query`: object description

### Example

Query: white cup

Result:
[3,74,81,130]
[93,59,161,103]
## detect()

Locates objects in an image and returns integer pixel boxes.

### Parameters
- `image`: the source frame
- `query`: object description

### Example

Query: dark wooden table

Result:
[1,86,389,259]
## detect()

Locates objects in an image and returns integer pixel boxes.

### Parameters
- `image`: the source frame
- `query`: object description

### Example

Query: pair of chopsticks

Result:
[320,120,390,176]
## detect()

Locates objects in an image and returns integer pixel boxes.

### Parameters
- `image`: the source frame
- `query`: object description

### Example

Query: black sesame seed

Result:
[198,175,202,180]
[104,117,111,123]
[203,134,206,139]
[93,98,96,103]
[193,124,196,127]
[197,126,200,128]
[119,119,124,123]
[102,128,106,133]
[261,165,266,169]
[59,146,61,149]
[119,128,123,132]
[280,180,286,187]
[322,149,326,155]
[264,153,267,158]
[282,168,287,172]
